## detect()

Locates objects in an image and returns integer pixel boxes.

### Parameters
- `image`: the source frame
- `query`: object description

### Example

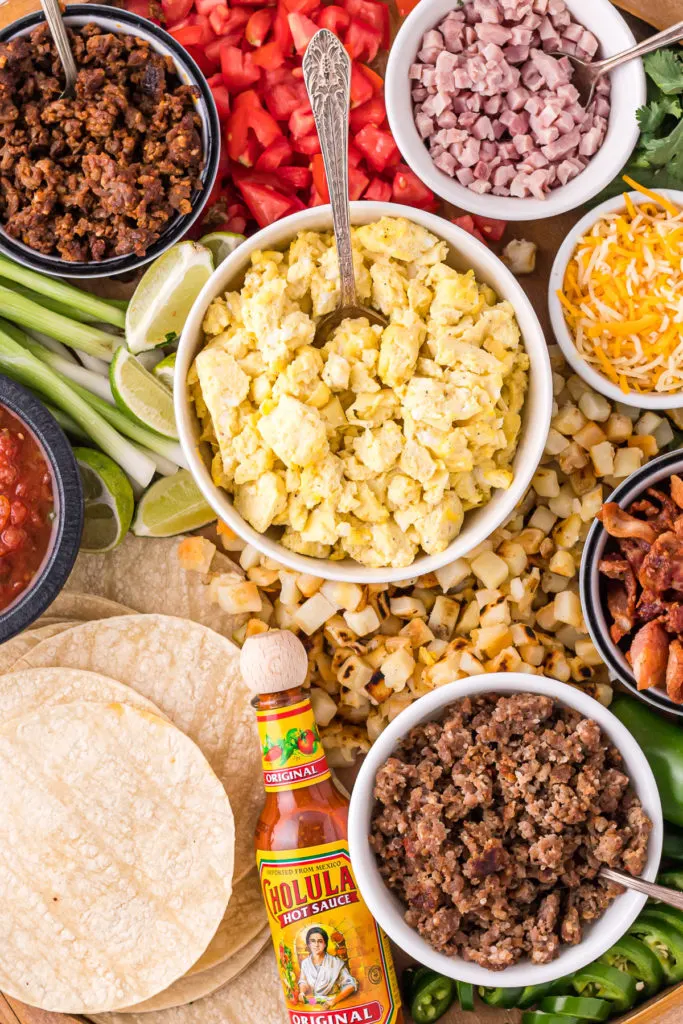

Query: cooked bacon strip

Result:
[667,604,683,634]
[639,531,683,594]
[598,504,656,544]
[645,487,678,531]
[620,538,649,575]
[607,580,636,643]
[630,621,669,691]
[598,555,631,580]
[671,475,683,510]
[630,499,659,518]
[666,639,683,704]
[636,589,667,624]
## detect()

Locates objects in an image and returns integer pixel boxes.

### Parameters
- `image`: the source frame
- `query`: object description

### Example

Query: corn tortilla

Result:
[187,868,265,976]
[91,946,287,1024]
[42,592,135,623]
[0,621,75,674]
[13,614,263,874]
[0,667,169,723]
[0,701,234,1015]
[121,927,269,1013]
[64,536,247,639]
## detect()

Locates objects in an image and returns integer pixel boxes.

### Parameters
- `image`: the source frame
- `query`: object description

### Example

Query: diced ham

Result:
[475,22,512,45]
[434,150,456,175]
[456,166,475,186]
[415,112,434,139]
[412,0,610,198]
[472,115,495,140]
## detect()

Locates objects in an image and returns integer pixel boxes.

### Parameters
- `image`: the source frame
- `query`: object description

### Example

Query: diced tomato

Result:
[168,23,204,45]
[194,0,225,15]
[272,0,294,48]
[236,135,261,167]
[124,0,161,22]
[288,13,318,54]
[359,62,383,92]
[235,178,296,228]
[311,153,328,202]
[309,187,326,207]
[184,44,220,74]
[220,44,261,91]
[291,132,321,155]
[364,177,392,201]
[207,75,231,121]
[204,8,249,50]
[350,62,373,107]
[189,12,215,43]
[392,166,436,209]
[161,0,194,24]
[282,0,320,13]
[348,164,370,199]
[349,93,385,132]
[251,39,288,68]
[288,105,315,138]
[451,215,485,242]
[232,0,276,6]
[342,0,389,47]
[208,4,234,35]
[347,141,363,167]
[252,104,282,148]
[344,18,382,62]
[278,165,312,190]
[246,8,274,45]
[255,135,293,170]
[315,4,350,33]
[354,123,398,173]
[472,215,507,242]
[396,0,419,15]
[265,81,306,119]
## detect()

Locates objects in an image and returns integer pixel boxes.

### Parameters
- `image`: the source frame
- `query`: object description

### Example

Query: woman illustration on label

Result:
[298,927,358,1008]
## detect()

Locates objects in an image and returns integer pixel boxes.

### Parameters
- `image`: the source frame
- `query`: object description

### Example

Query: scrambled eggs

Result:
[190,217,528,568]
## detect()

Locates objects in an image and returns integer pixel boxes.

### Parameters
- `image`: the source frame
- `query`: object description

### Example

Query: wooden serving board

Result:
[0,2,681,1024]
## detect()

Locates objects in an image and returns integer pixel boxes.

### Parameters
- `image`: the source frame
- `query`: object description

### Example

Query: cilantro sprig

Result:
[596,49,683,202]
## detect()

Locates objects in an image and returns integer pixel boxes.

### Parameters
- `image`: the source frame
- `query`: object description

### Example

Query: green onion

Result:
[0,320,155,488]
[1,280,107,325]
[0,284,115,360]
[0,256,126,328]
[41,400,90,442]
[21,333,114,402]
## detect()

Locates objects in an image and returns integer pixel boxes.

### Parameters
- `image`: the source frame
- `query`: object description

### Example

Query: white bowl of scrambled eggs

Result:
[176,203,552,582]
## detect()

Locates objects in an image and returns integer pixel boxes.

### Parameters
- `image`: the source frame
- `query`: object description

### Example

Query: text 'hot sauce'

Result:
[241,630,403,1024]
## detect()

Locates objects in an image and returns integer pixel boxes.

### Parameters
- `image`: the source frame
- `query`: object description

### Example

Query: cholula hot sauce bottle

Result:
[240,629,403,1024]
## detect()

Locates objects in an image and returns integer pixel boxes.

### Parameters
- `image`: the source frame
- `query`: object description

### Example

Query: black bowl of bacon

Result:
[581,449,683,715]
[0,376,83,644]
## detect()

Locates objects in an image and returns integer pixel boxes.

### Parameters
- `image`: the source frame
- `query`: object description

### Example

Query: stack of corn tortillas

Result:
[0,537,283,1022]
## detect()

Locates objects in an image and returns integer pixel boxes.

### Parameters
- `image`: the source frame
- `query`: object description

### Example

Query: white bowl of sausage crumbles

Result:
[348,674,662,986]
[385,0,645,220]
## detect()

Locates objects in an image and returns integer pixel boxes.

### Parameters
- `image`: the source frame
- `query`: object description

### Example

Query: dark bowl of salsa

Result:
[0,376,83,643]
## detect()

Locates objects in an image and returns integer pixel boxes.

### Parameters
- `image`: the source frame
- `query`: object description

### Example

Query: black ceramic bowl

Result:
[580,448,683,718]
[0,5,220,279]
[0,375,83,644]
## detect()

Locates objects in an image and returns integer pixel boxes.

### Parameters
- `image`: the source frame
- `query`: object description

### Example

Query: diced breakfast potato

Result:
[177,536,216,574]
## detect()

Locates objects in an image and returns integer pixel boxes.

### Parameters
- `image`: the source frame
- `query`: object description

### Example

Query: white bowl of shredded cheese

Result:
[549,187,683,410]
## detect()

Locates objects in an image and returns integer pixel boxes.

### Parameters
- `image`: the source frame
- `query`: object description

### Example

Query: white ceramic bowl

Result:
[385,0,645,221]
[549,190,683,409]
[176,202,552,583]
[348,673,663,987]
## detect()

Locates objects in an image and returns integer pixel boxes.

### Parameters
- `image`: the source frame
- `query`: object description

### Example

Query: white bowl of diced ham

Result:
[385,0,646,220]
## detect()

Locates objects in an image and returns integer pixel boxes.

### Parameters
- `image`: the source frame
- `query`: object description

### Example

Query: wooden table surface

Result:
[0,1,682,1022]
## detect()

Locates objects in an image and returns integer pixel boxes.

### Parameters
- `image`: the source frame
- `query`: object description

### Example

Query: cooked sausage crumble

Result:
[0,23,204,261]
[370,692,651,969]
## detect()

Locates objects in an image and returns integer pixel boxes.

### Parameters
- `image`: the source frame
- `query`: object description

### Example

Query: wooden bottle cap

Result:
[240,629,308,694]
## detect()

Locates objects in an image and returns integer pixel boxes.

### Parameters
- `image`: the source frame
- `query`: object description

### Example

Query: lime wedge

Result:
[125,241,214,353]
[110,347,178,440]
[154,352,177,392]
[133,470,216,537]
[199,231,246,267]
[74,447,134,552]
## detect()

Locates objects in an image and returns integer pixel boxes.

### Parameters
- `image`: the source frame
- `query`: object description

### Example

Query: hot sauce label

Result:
[257,699,331,791]
[257,841,401,1024]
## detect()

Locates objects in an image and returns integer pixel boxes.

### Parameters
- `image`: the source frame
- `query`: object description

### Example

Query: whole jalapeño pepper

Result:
[241,630,403,1024]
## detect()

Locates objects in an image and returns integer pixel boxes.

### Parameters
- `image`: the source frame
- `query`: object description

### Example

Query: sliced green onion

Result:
[0,320,154,489]
[41,400,90,442]
[0,256,126,328]
[21,333,114,402]
[1,280,105,324]
[0,284,115,360]
[28,329,78,364]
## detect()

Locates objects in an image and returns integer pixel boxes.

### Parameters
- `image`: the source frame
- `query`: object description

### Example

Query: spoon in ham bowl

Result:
[554,20,683,107]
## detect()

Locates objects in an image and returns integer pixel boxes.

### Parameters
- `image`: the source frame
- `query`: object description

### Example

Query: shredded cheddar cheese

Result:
[559,180,683,394]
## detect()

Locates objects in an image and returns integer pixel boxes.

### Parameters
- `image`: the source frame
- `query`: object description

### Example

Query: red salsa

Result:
[0,405,54,612]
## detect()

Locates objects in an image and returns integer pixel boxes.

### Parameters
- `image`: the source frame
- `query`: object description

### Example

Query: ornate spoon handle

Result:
[595,21,683,75]
[303,29,356,309]
[40,0,78,97]
[600,866,683,911]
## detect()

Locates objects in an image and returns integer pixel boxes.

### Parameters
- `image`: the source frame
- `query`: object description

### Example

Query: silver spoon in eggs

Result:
[302,29,388,346]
